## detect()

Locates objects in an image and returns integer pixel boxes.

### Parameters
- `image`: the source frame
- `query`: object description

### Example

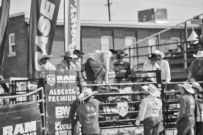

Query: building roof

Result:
[79,20,200,29]
[10,12,200,29]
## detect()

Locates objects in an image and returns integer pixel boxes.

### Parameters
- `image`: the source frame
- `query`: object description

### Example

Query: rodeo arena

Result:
[1,0,203,135]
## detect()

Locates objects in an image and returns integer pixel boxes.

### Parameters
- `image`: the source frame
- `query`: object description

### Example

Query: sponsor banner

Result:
[29,0,61,73]
[0,102,42,135]
[45,69,78,135]
[0,0,10,74]
[64,0,80,52]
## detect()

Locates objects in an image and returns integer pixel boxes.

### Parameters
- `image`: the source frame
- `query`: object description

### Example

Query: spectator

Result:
[188,51,203,85]
[56,51,86,90]
[142,53,160,82]
[77,88,100,135]
[135,84,162,135]
[38,54,56,71]
[154,50,171,83]
[177,82,195,135]
[57,51,79,71]
[113,50,131,83]
[37,54,56,88]
[191,82,203,135]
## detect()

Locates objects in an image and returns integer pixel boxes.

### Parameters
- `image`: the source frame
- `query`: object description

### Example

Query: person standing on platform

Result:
[113,50,131,83]
[77,88,100,135]
[142,53,160,82]
[154,50,171,83]
[37,54,56,88]
[188,51,203,85]
[135,84,162,135]
[191,82,203,135]
[177,82,195,135]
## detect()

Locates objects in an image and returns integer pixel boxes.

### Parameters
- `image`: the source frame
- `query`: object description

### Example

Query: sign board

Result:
[0,102,42,135]
[138,8,167,23]
[45,69,78,135]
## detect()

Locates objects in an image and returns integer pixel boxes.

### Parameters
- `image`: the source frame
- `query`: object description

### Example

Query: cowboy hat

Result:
[116,50,128,57]
[178,82,195,94]
[154,50,165,58]
[191,82,203,92]
[148,53,159,60]
[141,84,160,97]
[61,51,78,58]
[78,88,98,101]
[38,54,52,64]
[193,51,203,58]
[73,49,84,57]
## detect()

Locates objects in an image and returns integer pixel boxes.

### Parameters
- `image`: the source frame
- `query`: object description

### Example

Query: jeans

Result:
[143,116,161,135]
[177,116,195,135]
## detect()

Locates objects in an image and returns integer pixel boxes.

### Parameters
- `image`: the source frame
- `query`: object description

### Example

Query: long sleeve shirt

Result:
[158,59,171,82]
[137,95,162,121]
[142,60,160,81]
[177,94,195,122]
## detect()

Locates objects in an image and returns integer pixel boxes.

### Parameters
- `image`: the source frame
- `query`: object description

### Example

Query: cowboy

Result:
[113,50,131,83]
[57,51,79,71]
[77,88,100,135]
[57,51,86,89]
[177,82,195,135]
[191,82,203,135]
[142,53,160,82]
[154,50,171,83]
[188,51,203,85]
[135,84,162,135]
[38,54,56,71]
[37,54,56,88]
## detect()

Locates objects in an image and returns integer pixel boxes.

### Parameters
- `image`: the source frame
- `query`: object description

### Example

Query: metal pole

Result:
[184,22,188,69]
[107,0,111,21]
[64,0,69,52]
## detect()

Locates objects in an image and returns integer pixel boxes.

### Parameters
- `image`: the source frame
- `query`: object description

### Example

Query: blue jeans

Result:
[143,116,161,135]
[177,116,195,135]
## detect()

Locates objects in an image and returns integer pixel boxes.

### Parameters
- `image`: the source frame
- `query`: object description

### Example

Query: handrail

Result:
[0,87,44,99]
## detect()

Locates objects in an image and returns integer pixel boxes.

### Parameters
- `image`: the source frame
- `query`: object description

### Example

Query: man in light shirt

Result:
[154,50,171,83]
[142,53,160,82]
[135,84,162,135]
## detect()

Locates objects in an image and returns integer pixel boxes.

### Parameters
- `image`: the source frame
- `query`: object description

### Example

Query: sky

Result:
[6,0,203,24]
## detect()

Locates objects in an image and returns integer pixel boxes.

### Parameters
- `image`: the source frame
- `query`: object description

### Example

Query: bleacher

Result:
[166,43,200,82]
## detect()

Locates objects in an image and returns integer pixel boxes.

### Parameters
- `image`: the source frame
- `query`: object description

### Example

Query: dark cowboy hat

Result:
[61,51,78,58]
[148,53,159,60]
[38,54,52,64]
[116,50,128,57]
[109,49,118,54]
[73,49,84,57]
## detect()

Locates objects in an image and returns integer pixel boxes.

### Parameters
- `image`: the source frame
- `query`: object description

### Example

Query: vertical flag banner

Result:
[45,69,78,135]
[64,0,80,52]
[29,0,61,74]
[0,0,10,74]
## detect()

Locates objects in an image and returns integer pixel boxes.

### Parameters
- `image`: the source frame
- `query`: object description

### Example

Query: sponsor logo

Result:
[117,102,128,117]
[3,121,37,135]
[47,74,55,86]
[55,106,70,118]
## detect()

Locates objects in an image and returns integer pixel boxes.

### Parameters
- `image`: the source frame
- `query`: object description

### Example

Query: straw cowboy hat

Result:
[154,50,165,58]
[193,51,203,58]
[142,84,160,97]
[148,53,160,60]
[178,82,195,94]
[78,88,98,101]
[38,54,52,64]
[191,82,203,92]
[61,51,78,58]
